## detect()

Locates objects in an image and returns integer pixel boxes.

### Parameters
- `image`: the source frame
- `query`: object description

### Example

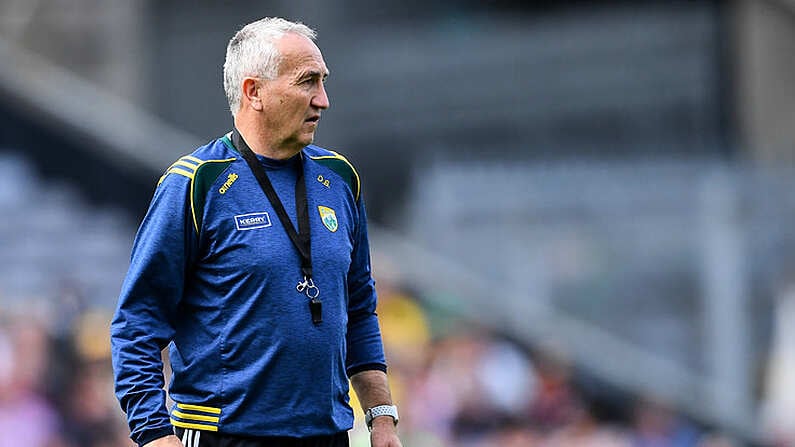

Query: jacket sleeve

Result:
[110,172,197,446]
[345,195,387,376]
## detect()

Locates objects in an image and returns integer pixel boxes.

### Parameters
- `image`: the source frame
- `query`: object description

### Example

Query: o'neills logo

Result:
[234,212,272,231]
[219,172,239,194]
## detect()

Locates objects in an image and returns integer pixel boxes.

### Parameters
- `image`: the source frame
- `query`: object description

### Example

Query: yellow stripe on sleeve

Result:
[181,155,204,164]
[167,166,195,180]
[172,410,220,423]
[176,403,222,415]
[171,160,200,171]
[170,419,219,432]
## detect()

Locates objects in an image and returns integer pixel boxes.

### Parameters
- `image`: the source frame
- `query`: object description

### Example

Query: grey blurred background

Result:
[1,1,795,446]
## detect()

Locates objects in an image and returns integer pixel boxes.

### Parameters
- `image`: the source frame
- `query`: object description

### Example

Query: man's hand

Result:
[143,434,183,447]
[370,416,402,447]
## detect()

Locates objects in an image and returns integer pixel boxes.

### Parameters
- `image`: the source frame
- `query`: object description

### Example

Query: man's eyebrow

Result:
[301,69,329,79]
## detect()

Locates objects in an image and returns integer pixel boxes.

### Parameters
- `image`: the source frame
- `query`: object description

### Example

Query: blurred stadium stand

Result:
[0,152,132,305]
[2,1,795,446]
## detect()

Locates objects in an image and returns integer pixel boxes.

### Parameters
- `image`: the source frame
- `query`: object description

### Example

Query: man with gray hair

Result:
[111,17,402,447]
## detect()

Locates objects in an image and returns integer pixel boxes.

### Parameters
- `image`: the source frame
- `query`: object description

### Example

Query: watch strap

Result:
[365,405,399,430]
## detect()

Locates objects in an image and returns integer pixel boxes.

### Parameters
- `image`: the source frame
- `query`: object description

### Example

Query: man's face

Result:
[259,33,330,153]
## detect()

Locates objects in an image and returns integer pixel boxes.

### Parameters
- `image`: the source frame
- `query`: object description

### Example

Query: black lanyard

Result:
[232,128,322,324]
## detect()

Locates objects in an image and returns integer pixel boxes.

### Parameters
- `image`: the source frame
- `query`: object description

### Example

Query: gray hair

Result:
[223,17,317,116]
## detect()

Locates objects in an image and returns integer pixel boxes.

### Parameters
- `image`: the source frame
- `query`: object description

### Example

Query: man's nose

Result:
[312,83,330,110]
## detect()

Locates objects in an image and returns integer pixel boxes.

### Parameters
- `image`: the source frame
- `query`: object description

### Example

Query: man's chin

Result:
[286,130,316,150]
[300,133,316,147]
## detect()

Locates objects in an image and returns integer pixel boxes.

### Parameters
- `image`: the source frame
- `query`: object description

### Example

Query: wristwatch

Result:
[364,405,399,431]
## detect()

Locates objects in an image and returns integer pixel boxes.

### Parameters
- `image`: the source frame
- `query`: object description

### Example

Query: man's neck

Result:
[234,120,302,160]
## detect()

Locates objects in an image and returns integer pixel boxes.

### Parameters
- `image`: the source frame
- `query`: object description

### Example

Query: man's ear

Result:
[242,77,263,111]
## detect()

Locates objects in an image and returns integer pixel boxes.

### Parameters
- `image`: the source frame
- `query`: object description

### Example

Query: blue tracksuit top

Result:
[110,133,386,446]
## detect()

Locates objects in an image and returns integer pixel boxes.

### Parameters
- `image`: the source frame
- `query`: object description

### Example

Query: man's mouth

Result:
[305,116,320,123]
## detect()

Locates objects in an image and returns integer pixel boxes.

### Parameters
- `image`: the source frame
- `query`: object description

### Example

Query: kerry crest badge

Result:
[318,206,338,232]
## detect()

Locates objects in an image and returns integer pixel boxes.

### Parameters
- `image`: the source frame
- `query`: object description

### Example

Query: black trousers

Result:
[174,427,349,447]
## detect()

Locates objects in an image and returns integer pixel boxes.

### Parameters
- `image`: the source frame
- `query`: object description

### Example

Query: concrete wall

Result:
[734,0,795,164]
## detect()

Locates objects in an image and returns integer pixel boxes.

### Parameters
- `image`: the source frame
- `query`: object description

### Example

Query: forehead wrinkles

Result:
[284,55,327,78]
[275,34,327,77]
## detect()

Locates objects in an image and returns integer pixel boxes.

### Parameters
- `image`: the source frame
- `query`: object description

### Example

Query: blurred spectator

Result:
[0,316,62,447]
[696,433,741,447]
[61,310,132,447]
[542,402,630,447]
[527,344,582,433]
[630,397,701,447]
[0,302,135,447]
[378,288,432,374]
[61,363,131,447]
